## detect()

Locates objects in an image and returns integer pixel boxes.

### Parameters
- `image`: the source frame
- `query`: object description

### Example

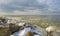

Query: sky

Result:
[0,0,60,15]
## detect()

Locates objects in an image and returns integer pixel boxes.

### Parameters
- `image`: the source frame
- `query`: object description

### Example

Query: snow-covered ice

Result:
[11,25,42,36]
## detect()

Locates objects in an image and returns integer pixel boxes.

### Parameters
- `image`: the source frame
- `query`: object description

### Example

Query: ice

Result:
[11,25,42,36]
[18,27,31,36]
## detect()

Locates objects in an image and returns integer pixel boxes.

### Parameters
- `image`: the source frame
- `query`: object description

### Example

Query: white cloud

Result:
[0,0,60,15]
[0,12,8,16]
[0,0,12,4]
[11,9,41,15]
[11,9,60,15]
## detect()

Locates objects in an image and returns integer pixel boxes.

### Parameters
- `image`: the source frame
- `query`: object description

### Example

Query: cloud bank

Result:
[0,0,60,15]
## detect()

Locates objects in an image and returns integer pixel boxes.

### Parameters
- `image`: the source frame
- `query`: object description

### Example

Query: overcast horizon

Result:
[0,0,60,15]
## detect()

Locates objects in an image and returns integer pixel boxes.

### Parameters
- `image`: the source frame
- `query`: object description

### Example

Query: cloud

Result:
[0,12,8,15]
[6,9,60,15]
[0,0,47,12]
[0,0,60,15]
[8,10,42,15]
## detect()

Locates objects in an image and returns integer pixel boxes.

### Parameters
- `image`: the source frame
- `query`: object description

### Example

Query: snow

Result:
[18,27,31,36]
[46,26,56,32]
[34,35,40,36]
[17,23,25,26]
[11,25,42,36]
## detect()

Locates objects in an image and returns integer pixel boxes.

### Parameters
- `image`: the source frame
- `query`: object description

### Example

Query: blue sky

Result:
[0,0,60,15]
